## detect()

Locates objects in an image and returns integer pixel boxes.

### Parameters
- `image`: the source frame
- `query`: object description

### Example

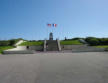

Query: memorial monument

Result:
[49,32,53,40]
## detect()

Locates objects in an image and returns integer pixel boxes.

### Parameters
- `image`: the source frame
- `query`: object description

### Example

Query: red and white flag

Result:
[47,24,51,27]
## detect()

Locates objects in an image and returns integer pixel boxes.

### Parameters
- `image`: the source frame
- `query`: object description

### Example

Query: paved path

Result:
[0,52,108,83]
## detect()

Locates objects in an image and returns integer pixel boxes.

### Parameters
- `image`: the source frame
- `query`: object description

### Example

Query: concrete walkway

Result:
[14,40,25,46]
[0,52,108,83]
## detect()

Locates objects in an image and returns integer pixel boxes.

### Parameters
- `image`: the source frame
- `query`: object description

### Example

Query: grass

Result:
[60,40,83,45]
[0,46,14,54]
[19,41,44,46]
[95,45,108,48]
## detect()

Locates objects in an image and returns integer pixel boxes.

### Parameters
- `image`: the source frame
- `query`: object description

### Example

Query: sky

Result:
[0,0,108,40]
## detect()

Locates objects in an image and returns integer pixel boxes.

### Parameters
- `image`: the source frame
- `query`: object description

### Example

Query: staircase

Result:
[46,40,59,51]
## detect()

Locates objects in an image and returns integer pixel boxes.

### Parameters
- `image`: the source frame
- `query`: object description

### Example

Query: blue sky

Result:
[0,0,108,40]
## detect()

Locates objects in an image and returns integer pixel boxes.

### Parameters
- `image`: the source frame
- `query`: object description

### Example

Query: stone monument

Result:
[49,32,53,40]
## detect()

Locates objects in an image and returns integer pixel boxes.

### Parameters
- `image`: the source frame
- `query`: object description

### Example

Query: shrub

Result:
[85,37,100,46]
[85,37,108,46]
[9,40,15,46]
[99,38,108,45]
[0,41,10,46]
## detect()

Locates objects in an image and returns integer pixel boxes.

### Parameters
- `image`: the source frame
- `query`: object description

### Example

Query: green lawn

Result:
[95,45,108,48]
[60,40,83,45]
[20,41,43,46]
[0,46,14,54]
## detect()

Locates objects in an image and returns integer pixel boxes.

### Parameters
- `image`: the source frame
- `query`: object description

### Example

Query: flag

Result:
[47,24,51,27]
[53,24,57,27]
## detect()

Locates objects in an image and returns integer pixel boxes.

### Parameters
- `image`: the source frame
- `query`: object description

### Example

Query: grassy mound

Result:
[60,40,83,45]
[0,46,14,54]
[20,41,43,46]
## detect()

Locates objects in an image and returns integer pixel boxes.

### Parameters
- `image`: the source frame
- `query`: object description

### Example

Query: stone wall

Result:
[3,50,34,54]
[61,45,105,52]
[61,45,87,50]
[16,46,27,50]
[28,46,43,51]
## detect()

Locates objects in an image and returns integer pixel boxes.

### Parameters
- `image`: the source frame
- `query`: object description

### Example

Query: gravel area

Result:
[0,52,108,83]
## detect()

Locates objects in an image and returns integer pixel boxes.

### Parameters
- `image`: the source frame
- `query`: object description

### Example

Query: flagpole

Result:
[47,24,51,40]
[47,25,48,40]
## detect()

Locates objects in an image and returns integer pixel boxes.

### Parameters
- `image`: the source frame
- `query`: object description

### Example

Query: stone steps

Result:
[46,40,59,51]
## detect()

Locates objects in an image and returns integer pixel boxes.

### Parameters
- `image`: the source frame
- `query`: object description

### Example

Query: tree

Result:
[9,40,15,46]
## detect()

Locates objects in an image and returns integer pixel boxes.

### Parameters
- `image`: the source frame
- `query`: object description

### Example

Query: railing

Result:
[57,39,61,51]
